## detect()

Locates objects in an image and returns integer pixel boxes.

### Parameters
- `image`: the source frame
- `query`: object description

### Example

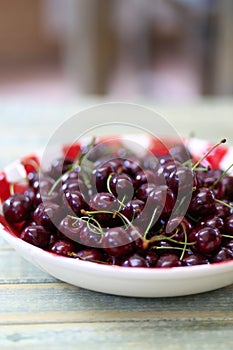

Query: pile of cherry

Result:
[2,138,233,268]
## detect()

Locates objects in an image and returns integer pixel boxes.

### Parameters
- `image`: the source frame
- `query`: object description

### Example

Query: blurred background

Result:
[0,0,232,101]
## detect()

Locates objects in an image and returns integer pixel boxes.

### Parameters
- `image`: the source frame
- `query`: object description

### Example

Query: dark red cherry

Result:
[32,176,55,194]
[20,225,51,248]
[215,200,230,218]
[121,199,145,222]
[136,183,157,202]
[210,247,233,263]
[121,254,148,267]
[33,202,64,231]
[196,169,222,188]
[188,188,216,218]
[198,215,224,232]
[109,173,134,201]
[156,254,182,268]
[58,215,85,242]
[182,252,209,266]
[75,249,104,262]
[166,166,194,196]
[162,160,182,179]
[49,239,76,256]
[218,176,233,201]
[62,170,80,183]
[144,251,159,267]
[79,224,102,247]
[3,194,32,223]
[133,169,163,189]
[166,216,193,242]
[27,171,39,187]
[89,192,118,226]
[63,190,87,216]
[102,227,135,257]
[122,159,141,177]
[92,163,114,192]
[225,214,233,236]
[188,226,222,254]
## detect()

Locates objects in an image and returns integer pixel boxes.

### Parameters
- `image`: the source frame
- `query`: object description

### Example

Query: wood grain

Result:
[0,322,233,350]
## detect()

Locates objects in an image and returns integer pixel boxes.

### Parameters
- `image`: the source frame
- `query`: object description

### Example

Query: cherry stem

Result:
[211,163,233,189]
[49,138,96,196]
[153,246,191,253]
[179,223,187,261]
[222,234,233,239]
[214,199,233,210]
[67,214,103,235]
[192,139,226,171]
[9,183,15,196]
[106,173,126,210]
[144,207,158,238]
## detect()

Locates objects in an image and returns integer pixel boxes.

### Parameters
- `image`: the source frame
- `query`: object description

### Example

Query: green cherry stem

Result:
[144,207,158,238]
[211,163,233,189]
[192,139,226,171]
[214,199,233,210]
[179,223,187,261]
[9,183,15,196]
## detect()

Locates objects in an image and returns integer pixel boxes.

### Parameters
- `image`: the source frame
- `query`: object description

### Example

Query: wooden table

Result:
[0,98,233,349]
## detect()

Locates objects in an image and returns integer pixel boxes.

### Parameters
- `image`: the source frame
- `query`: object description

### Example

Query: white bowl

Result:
[1,136,233,297]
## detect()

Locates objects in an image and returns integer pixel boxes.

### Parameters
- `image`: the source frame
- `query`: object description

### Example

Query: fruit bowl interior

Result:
[1,134,233,297]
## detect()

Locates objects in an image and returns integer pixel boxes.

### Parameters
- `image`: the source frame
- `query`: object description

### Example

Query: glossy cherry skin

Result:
[109,173,134,201]
[75,249,104,262]
[49,239,76,256]
[121,199,145,222]
[166,166,194,196]
[215,201,230,219]
[218,176,233,201]
[188,188,216,218]
[79,224,103,248]
[122,159,141,177]
[58,215,85,242]
[182,252,209,266]
[136,183,157,202]
[210,247,233,263]
[3,194,32,223]
[156,254,182,268]
[102,227,135,257]
[63,190,87,216]
[92,163,114,192]
[133,169,163,189]
[27,171,39,187]
[33,202,63,231]
[89,192,118,226]
[20,225,51,248]
[225,214,233,235]
[121,254,148,267]
[198,215,224,232]
[188,226,222,254]
[165,216,193,242]
[144,251,159,267]
[196,169,222,188]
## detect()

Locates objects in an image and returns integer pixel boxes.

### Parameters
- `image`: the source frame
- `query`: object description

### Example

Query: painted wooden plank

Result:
[0,283,233,325]
[0,251,57,284]
[0,321,233,350]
